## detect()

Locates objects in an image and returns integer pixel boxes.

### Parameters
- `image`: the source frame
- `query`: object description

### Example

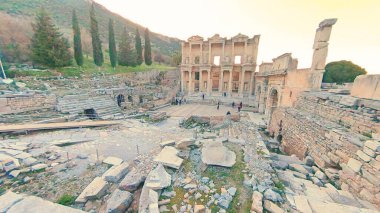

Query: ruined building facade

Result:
[180,19,338,119]
[180,34,260,95]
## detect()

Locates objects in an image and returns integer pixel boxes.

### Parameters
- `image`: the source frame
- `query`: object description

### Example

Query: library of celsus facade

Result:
[180,34,260,96]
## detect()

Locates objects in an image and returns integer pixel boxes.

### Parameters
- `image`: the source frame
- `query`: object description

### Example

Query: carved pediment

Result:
[208,34,225,43]
[188,35,204,42]
[232,33,249,42]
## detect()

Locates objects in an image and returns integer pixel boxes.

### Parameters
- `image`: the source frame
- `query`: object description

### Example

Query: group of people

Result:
[172,97,186,105]
[217,100,243,112]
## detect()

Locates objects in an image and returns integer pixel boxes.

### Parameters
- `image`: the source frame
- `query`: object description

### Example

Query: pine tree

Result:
[144,28,152,65]
[108,19,117,69]
[118,27,136,67]
[90,4,103,67]
[31,9,72,67]
[135,28,143,65]
[72,10,83,67]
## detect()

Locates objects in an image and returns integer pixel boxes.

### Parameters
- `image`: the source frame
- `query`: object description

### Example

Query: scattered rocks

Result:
[119,168,146,192]
[76,177,109,203]
[251,191,263,213]
[154,146,183,169]
[347,158,362,173]
[160,140,175,147]
[176,138,196,149]
[145,164,171,190]
[102,162,129,183]
[305,156,314,167]
[264,189,283,202]
[103,156,123,166]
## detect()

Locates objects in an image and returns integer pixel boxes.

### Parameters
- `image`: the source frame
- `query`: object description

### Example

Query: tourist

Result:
[238,105,241,112]
[226,111,231,115]
[179,99,182,105]
[217,101,220,110]
[240,101,243,109]
[232,101,235,108]
[202,93,205,100]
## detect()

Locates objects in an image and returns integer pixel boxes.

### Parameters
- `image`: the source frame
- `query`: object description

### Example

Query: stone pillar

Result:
[207,70,212,94]
[249,71,254,96]
[219,70,224,92]
[239,69,245,95]
[228,70,233,93]
[199,71,203,92]
[189,71,193,94]
[181,70,184,92]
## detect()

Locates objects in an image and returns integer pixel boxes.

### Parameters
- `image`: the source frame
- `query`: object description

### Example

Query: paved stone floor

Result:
[159,104,239,118]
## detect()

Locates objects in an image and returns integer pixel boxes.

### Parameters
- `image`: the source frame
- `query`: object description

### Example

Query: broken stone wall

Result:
[0,94,56,115]
[268,91,380,206]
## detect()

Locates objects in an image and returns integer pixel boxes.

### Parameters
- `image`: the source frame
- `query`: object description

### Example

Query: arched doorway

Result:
[84,108,98,120]
[269,88,279,114]
[116,94,125,107]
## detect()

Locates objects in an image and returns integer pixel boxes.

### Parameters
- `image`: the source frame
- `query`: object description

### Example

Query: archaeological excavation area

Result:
[0,19,380,213]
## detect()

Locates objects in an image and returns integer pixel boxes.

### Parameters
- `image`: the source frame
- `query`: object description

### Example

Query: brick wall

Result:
[268,91,380,206]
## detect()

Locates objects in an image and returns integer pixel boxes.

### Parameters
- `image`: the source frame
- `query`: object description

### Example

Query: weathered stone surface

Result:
[103,156,123,166]
[106,189,133,213]
[31,163,48,171]
[146,164,171,190]
[363,147,376,158]
[305,156,314,167]
[119,168,146,192]
[315,171,327,181]
[201,141,236,167]
[263,200,284,213]
[347,158,362,173]
[76,177,109,203]
[176,138,196,149]
[339,96,358,107]
[264,189,283,202]
[154,146,183,169]
[0,191,24,212]
[103,162,129,183]
[288,164,309,175]
[160,140,175,147]
[7,195,84,213]
[194,204,205,213]
[294,196,312,213]
[365,140,380,152]
[271,161,288,170]
[356,150,371,163]
[251,191,263,213]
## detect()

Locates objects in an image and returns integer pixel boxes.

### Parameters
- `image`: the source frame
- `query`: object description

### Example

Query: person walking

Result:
[217,101,220,110]
[202,93,205,100]
[232,101,235,108]
[240,101,243,109]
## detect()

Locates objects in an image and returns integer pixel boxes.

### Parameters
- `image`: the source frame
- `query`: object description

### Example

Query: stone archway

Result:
[84,108,98,120]
[116,94,125,107]
[268,88,279,114]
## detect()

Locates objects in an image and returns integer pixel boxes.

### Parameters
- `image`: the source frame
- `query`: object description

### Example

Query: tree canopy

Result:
[144,28,152,65]
[72,10,83,66]
[90,4,103,67]
[108,19,117,68]
[118,28,136,67]
[31,9,72,67]
[322,60,367,84]
[135,28,143,66]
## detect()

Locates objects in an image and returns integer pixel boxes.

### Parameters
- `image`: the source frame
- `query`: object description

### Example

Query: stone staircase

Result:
[57,94,124,120]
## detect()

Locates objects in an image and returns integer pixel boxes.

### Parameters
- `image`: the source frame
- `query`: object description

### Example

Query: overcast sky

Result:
[94,0,380,74]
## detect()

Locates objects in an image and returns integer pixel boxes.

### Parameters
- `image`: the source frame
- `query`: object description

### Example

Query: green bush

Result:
[57,194,76,206]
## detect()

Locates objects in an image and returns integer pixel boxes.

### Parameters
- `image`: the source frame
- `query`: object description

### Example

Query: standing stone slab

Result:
[154,146,183,169]
[76,177,109,203]
[106,189,133,213]
[145,164,171,190]
[0,191,24,213]
[119,168,146,192]
[102,162,130,183]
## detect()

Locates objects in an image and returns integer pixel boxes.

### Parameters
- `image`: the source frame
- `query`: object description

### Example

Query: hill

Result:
[0,0,181,64]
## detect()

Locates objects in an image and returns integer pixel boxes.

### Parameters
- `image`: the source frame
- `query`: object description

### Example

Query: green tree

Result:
[323,60,367,84]
[90,4,103,67]
[171,51,182,66]
[144,28,152,65]
[108,19,117,69]
[72,10,83,67]
[135,28,143,65]
[30,9,72,67]
[118,27,136,66]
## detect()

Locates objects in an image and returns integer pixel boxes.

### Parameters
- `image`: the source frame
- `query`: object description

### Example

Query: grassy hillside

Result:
[0,0,181,63]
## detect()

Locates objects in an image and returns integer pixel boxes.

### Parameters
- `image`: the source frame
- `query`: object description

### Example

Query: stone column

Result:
[249,71,254,96]
[207,70,212,94]
[239,69,245,95]
[181,70,184,92]
[189,71,193,94]
[199,71,203,92]
[228,70,233,94]
[219,70,224,92]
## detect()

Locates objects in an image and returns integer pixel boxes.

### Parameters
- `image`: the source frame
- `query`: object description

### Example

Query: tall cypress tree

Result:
[31,9,71,67]
[144,28,152,65]
[72,10,83,67]
[135,28,143,66]
[90,4,103,67]
[118,27,136,67]
[108,19,117,69]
